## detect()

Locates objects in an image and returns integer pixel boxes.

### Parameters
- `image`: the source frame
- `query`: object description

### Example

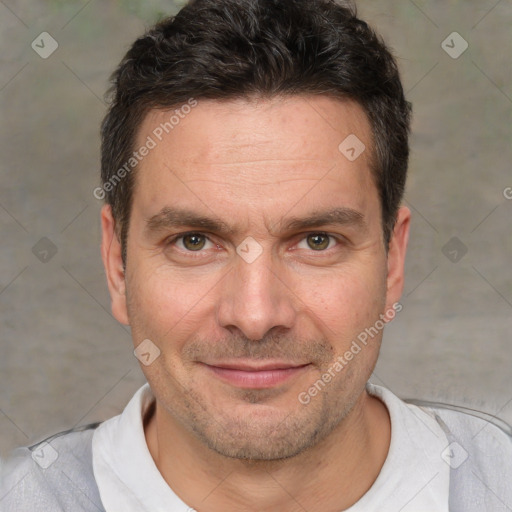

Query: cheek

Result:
[126,262,219,344]
[298,263,387,337]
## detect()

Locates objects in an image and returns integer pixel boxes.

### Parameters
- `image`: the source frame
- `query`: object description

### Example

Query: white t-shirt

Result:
[92,383,451,511]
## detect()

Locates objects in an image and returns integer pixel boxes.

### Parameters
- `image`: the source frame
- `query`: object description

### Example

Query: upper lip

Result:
[202,360,310,372]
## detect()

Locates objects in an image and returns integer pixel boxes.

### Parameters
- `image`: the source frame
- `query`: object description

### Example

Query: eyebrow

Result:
[144,206,366,237]
[145,207,233,235]
[278,208,366,233]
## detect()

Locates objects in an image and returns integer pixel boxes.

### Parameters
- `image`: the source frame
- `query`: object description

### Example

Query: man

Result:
[1,0,511,510]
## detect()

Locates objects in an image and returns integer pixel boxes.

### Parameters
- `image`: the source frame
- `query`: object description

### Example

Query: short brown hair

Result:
[100,0,412,266]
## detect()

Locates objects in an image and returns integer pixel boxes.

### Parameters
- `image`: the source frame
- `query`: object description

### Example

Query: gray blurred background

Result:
[0,0,511,457]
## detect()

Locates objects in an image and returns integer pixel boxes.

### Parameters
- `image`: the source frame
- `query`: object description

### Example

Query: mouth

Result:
[199,360,311,389]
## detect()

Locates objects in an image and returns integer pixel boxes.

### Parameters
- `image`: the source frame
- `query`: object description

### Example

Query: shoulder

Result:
[0,423,105,512]
[408,398,512,460]
[407,399,512,511]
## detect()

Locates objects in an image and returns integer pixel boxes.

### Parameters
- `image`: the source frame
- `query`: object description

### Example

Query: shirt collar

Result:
[345,383,451,511]
[92,383,190,512]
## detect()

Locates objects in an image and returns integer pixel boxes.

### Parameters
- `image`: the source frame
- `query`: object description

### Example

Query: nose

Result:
[216,248,297,341]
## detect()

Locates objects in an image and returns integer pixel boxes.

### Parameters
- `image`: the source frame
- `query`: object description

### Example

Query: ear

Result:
[385,206,410,309]
[101,204,129,325]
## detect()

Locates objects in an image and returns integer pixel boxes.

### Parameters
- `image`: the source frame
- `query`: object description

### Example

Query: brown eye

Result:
[306,233,330,251]
[182,233,207,251]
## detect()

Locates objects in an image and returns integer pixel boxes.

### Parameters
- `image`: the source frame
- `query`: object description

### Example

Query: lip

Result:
[200,361,310,389]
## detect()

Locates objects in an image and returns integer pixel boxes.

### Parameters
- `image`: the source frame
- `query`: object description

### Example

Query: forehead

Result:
[137,95,372,164]
[131,95,378,228]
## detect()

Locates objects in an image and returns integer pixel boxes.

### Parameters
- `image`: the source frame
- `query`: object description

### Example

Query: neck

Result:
[144,388,391,511]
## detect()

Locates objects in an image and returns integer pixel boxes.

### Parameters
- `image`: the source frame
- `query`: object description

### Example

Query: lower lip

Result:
[203,364,310,388]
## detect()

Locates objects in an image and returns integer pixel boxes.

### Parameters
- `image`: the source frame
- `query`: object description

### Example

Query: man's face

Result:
[102,95,408,460]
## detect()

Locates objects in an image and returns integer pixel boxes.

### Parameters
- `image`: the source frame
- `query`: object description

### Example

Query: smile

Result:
[200,361,311,389]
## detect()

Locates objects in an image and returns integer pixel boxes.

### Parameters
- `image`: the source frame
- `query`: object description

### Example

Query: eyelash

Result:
[165,231,343,255]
